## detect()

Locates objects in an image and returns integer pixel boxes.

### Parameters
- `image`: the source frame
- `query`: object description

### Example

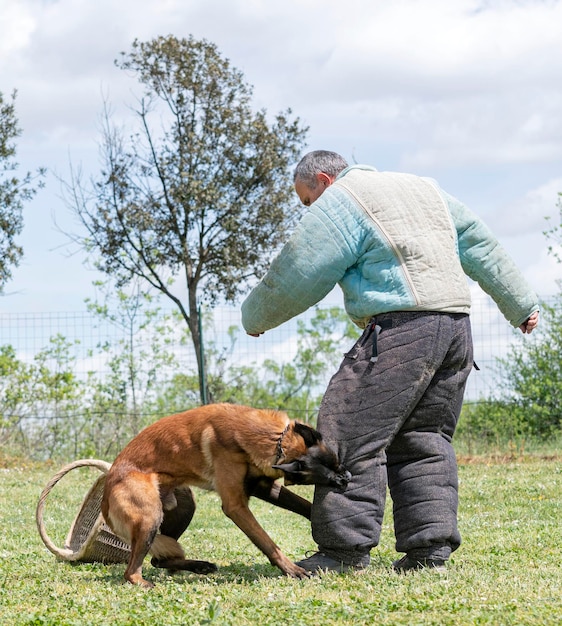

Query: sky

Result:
[1,0,561,317]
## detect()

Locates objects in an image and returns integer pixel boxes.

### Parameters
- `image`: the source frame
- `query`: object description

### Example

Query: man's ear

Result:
[317,172,334,187]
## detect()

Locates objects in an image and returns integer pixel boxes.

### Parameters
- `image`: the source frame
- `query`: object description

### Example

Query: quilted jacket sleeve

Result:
[241,202,359,335]
[443,190,539,327]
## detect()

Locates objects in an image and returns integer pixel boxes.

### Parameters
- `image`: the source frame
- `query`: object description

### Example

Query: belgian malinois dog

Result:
[101,403,350,587]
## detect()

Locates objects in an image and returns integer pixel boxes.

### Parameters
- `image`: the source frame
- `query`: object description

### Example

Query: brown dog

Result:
[101,403,350,587]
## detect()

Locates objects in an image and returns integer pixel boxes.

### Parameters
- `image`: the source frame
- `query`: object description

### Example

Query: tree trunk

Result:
[187,288,209,405]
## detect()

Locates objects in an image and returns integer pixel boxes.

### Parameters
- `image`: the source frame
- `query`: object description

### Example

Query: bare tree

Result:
[63,35,307,403]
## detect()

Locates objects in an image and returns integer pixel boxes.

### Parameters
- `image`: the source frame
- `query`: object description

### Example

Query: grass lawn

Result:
[0,455,560,625]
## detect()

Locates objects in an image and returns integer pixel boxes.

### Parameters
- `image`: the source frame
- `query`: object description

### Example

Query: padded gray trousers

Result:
[311,311,474,564]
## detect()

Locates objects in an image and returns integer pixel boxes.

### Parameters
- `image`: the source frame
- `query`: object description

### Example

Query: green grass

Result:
[0,456,560,625]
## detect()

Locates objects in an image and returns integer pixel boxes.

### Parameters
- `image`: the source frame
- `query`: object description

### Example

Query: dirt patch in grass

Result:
[458,452,561,464]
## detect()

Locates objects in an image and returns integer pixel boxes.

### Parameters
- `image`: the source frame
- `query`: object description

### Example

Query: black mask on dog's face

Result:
[273,446,351,489]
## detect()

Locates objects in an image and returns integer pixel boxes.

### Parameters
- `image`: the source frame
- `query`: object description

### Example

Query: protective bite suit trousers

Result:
[311,311,474,563]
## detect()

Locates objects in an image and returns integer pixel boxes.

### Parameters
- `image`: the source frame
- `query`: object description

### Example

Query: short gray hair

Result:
[293,150,349,188]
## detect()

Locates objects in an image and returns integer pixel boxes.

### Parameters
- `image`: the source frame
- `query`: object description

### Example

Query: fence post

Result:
[198,305,208,405]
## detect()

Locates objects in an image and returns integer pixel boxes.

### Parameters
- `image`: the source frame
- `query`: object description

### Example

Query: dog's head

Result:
[273,422,351,489]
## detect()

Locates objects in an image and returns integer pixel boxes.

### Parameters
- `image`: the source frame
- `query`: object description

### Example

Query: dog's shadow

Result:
[88,561,286,587]
[188,562,283,584]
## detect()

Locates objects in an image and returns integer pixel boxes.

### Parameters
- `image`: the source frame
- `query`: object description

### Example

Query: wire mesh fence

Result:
[1,291,552,408]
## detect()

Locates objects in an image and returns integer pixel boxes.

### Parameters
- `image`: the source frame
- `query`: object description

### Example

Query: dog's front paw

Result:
[284,563,313,579]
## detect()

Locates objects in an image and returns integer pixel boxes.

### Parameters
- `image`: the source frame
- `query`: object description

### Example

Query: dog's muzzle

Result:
[333,469,352,489]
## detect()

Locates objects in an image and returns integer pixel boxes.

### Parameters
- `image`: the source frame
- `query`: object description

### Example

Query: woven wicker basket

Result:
[36,459,131,564]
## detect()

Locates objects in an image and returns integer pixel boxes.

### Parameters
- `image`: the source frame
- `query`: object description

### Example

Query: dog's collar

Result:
[275,423,291,463]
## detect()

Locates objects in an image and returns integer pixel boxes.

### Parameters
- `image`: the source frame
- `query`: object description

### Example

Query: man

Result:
[241,150,539,574]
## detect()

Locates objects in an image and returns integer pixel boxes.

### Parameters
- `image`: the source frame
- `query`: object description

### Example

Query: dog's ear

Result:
[271,461,300,486]
[293,422,322,448]
[272,460,300,473]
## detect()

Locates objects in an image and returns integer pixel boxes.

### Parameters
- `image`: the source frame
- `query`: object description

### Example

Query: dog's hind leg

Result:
[158,486,197,540]
[150,487,217,575]
[150,535,217,575]
[104,472,164,588]
[249,478,312,520]
[125,521,161,588]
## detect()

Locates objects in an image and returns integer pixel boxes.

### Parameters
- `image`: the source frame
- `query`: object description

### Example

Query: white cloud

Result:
[271,0,562,169]
[0,0,35,58]
[527,248,562,295]
[1,0,561,313]
[490,178,562,236]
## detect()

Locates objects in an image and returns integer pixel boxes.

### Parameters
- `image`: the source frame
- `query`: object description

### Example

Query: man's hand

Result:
[519,311,539,334]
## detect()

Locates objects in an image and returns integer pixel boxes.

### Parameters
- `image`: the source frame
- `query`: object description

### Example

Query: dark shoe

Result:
[295,551,369,574]
[392,554,447,573]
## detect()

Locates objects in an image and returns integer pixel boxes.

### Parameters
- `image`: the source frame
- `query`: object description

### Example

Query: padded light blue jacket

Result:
[241,165,539,333]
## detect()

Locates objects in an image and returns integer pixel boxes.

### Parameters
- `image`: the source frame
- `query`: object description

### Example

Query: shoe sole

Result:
[297,564,369,575]
[393,564,447,574]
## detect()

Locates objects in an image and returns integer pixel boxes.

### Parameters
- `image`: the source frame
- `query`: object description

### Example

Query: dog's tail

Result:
[149,534,186,560]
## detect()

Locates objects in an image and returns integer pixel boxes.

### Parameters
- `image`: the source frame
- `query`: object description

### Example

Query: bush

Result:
[458,294,562,449]
[457,400,532,453]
